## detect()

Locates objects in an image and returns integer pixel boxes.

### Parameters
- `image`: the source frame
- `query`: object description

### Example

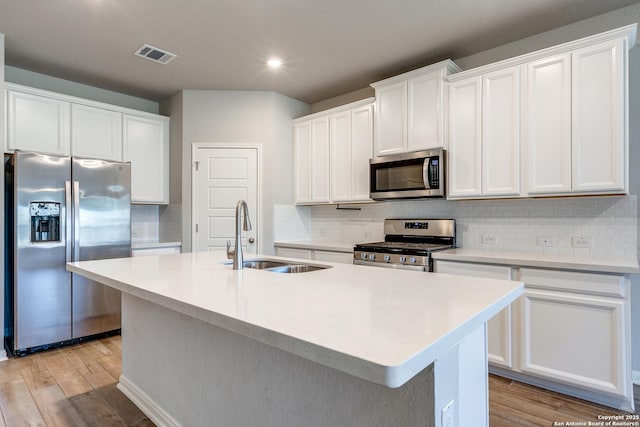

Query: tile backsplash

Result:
[275,195,637,261]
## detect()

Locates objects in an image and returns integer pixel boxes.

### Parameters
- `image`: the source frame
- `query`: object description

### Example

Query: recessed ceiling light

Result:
[267,57,283,68]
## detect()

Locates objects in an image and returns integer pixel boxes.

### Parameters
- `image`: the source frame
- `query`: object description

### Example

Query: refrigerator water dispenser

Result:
[30,202,60,242]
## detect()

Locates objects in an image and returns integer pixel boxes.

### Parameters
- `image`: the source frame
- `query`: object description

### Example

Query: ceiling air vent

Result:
[134,44,177,65]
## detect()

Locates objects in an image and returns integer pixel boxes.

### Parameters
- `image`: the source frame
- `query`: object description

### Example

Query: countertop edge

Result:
[432,250,640,274]
[274,241,354,253]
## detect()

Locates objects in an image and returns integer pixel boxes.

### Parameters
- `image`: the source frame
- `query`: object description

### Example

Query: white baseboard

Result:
[0,350,7,363]
[633,370,640,385]
[117,375,182,427]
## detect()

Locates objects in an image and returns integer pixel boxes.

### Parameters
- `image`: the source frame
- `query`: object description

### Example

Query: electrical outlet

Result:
[441,400,455,427]
[481,234,497,244]
[572,236,592,248]
[537,236,556,247]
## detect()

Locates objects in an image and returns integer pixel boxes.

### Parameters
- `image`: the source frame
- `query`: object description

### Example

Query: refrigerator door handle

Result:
[65,181,72,264]
[73,181,80,262]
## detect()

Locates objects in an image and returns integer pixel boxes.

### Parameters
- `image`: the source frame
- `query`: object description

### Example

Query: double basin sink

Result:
[226,259,331,274]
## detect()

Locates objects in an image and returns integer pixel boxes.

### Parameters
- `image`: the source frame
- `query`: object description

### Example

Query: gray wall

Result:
[5,66,159,114]
[173,90,309,253]
[309,3,640,375]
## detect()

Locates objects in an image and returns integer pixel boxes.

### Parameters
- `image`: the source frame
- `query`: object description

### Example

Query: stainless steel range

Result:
[354,219,455,271]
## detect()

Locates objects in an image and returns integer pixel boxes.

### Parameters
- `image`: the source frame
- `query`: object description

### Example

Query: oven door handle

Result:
[353,259,426,272]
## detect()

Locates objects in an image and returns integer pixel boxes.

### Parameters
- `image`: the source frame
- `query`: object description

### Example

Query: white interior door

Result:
[194,146,258,253]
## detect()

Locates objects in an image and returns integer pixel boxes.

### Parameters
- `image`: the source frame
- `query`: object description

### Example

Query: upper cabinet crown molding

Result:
[370,60,462,89]
[293,97,375,123]
[448,24,637,82]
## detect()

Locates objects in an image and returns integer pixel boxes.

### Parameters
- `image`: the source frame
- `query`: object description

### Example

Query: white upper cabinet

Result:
[373,81,406,156]
[448,66,521,199]
[294,98,374,205]
[293,121,312,204]
[523,54,572,195]
[310,116,331,203]
[572,39,626,193]
[350,104,374,201]
[371,60,461,157]
[330,110,352,202]
[5,83,171,205]
[448,77,482,198]
[71,103,122,161]
[447,24,634,200]
[482,66,521,197]
[6,88,71,156]
[122,113,170,204]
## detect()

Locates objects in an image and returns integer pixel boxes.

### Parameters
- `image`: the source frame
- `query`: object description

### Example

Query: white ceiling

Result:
[1,0,638,104]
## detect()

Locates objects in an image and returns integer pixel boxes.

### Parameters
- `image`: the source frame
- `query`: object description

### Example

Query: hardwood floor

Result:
[0,336,638,426]
[490,374,640,426]
[0,336,153,426]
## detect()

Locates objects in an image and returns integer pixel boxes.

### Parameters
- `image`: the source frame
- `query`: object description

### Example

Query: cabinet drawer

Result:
[519,268,626,298]
[434,261,512,279]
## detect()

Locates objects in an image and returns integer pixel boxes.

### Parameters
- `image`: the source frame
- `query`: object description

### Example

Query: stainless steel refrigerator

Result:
[5,151,131,355]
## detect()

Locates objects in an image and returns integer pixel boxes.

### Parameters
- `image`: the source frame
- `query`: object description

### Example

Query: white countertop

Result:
[274,240,355,253]
[67,251,523,388]
[432,249,640,274]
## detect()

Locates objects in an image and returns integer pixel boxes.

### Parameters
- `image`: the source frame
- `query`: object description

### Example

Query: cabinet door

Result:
[330,111,352,202]
[294,121,312,204]
[351,104,373,201]
[523,54,572,195]
[374,81,407,156]
[7,89,70,155]
[521,288,628,398]
[434,260,514,369]
[407,70,443,151]
[572,39,626,193]
[447,77,482,198]
[310,117,330,203]
[275,247,312,260]
[71,104,122,161]
[482,66,520,196]
[313,250,353,264]
[123,114,169,204]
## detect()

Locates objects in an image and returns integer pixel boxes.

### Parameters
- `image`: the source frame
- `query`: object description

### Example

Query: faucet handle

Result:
[226,240,235,259]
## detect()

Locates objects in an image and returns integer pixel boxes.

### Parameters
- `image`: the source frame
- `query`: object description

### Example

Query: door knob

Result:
[248,237,255,244]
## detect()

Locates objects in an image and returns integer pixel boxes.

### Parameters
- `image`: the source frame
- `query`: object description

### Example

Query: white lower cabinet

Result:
[275,247,312,260]
[275,247,353,264]
[433,260,633,411]
[433,261,514,369]
[519,268,631,404]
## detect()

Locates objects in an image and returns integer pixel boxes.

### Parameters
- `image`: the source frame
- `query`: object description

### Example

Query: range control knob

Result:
[409,257,417,264]
[399,256,407,263]
[369,253,376,261]
[360,252,368,260]
[383,255,391,262]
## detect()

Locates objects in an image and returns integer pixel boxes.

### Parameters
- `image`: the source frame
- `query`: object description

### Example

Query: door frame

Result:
[191,143,263,254]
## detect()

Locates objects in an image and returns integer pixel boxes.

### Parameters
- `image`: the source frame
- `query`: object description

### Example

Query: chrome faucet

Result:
[226,200,252,270]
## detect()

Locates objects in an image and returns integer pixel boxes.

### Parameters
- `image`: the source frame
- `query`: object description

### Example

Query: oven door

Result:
[369,149,444,200]
[353,259,427,272]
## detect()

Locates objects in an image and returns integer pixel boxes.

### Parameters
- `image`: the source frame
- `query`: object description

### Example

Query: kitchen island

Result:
[68,251,523,427]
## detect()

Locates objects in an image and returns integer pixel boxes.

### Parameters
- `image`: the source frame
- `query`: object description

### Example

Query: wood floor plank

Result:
[95,354,122,380]
[31,384,85,427]
[95,384,149,426]
[0,379,46,426]
[18,355,57,392]
[69,390,126,427]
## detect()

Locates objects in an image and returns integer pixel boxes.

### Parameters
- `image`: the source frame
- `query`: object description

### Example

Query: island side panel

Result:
[118,293,438,427]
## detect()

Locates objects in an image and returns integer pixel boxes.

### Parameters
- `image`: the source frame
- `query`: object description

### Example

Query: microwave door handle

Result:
[423,159,431,189]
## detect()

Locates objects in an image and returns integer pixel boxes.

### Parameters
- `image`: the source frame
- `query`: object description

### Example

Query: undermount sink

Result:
[224,258,331,273]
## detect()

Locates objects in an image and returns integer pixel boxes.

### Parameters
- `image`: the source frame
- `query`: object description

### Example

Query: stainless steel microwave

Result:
[369,148,445,200]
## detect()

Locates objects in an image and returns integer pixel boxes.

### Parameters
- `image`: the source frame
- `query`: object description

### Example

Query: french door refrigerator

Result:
[5,151,131,355]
